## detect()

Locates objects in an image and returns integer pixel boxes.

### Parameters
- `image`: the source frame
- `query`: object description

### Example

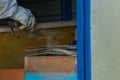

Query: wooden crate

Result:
[25,56,76,72]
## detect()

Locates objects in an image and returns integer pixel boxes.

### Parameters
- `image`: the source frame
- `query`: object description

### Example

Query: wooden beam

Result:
[36,20,76,29]
[0,20,76,33]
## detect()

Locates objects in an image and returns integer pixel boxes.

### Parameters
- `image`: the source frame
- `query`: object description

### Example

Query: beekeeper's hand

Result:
[9,6,36,32]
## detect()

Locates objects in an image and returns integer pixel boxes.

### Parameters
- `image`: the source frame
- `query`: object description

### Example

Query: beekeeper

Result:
[0,0,36,32]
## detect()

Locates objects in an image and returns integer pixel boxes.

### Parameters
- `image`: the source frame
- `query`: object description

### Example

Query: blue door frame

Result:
[61,0,91,79]
[77,0,91,80]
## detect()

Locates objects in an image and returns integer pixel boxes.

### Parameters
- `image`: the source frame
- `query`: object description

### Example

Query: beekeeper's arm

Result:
[10,6,36,32]
[0,0,36,32]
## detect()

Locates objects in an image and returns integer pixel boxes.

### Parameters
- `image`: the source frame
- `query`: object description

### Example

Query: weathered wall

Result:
[91,0,120,80]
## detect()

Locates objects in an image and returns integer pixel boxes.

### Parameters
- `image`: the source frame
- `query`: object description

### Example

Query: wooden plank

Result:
[25,56,76,72]
[0,20,76,32]
[0,69,24,80]
[0,27,75,69]
[36,20,76,29]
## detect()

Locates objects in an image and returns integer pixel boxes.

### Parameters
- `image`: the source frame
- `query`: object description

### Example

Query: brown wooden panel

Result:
[0,27,75,69]
[25,56,76,72]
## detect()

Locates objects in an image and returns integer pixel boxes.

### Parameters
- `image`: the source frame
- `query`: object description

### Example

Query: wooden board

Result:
[0,20,76,32]
[0,69,24,80]
[25,56,76,72]
[0,27,75,69]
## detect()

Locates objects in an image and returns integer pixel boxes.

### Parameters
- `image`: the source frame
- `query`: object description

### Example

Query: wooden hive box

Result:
[24,46,76,72]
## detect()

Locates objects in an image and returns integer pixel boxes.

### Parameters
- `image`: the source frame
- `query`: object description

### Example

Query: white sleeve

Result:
[0,0,18,19]
[10,6,36,32]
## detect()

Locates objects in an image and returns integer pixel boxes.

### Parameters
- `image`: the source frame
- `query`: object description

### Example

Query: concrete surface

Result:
[91,0,120,80]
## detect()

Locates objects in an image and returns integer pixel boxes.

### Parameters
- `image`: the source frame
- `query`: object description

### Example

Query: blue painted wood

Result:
[61,0,72,21]
[25,72,77,80]
[77,0,91,80]
[77,0,85,80]
[85,0,91,80]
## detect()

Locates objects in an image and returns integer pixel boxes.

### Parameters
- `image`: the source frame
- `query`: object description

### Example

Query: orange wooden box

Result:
[0,69,24,80]
[25,56,76,72]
